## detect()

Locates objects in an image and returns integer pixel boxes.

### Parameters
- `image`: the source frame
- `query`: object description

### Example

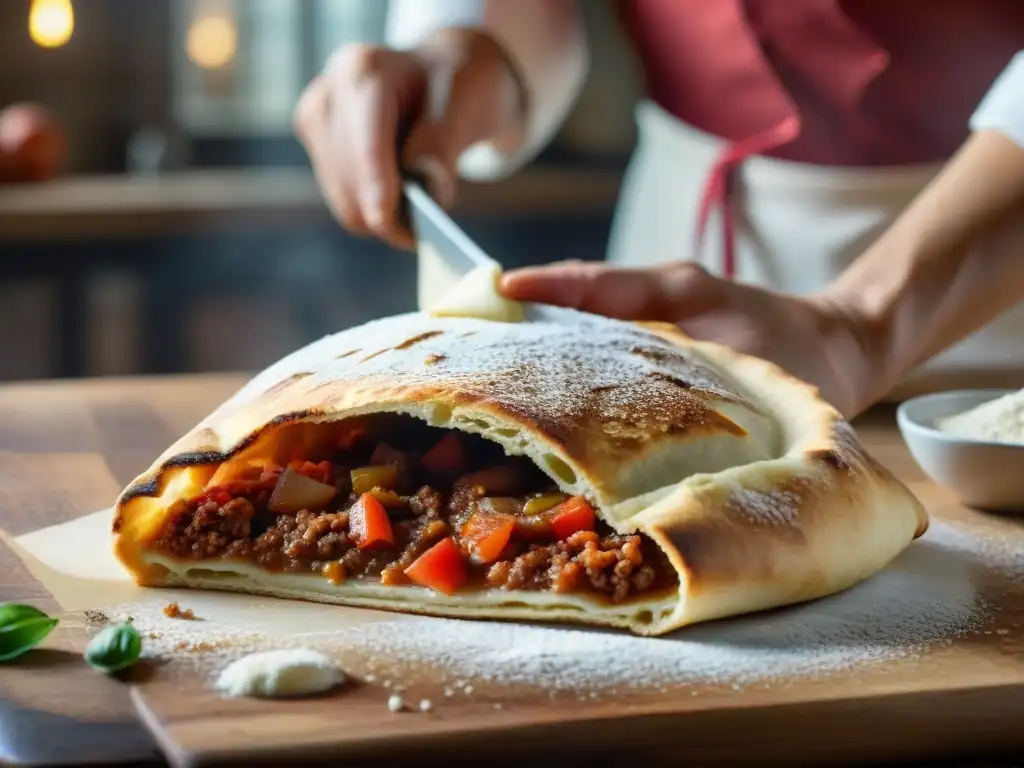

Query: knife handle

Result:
[396,120,434,233]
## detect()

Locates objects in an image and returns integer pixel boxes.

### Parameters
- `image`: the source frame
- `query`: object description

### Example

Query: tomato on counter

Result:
[0,103,67,183]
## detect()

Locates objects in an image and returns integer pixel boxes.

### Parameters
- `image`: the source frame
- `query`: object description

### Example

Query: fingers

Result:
[294,45,419,249]
[399,66,459,210]
[294,34,522,251]
[294,73,371,238]
[501,260,724,321]
[339,72,412,249]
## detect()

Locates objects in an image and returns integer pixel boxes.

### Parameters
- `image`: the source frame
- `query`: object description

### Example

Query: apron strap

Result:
[695,116,801,279]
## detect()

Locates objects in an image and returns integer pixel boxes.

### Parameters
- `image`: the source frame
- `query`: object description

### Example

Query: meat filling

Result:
[150,421,678,604]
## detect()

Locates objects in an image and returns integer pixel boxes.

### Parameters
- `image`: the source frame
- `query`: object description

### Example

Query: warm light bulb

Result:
[29,0,74,49]
[186,13,238,70]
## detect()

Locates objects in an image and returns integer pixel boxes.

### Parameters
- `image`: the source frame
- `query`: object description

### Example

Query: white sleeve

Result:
[970,52,1024,150]
[385,0,588,181]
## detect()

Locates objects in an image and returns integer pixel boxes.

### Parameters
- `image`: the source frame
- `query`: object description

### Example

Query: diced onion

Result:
[268,467,338,514]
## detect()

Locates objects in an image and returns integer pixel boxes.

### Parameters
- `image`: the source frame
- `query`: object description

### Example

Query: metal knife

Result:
[399,176,499,277]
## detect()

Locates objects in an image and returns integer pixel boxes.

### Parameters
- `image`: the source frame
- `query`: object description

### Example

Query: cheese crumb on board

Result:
[215,649,345,699]
[387,694,405,712]
[419,698,433,713]
[937,388,1024,445]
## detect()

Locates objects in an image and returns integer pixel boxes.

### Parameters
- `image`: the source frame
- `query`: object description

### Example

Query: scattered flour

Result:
[937,388,1024,445]
[114,520,1019,696]
[215,649,345,699]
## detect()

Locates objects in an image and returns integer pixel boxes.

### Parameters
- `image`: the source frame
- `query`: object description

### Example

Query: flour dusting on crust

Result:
[208,306,761,446]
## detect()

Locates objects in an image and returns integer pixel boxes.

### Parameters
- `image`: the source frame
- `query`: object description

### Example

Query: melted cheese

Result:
[426,259,524,323]
[416,241,464,312]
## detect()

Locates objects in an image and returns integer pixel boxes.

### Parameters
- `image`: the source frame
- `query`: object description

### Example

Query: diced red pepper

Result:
[461,512,515,565]
[289,459,333,485]
[420,433,466,474]
[550,496,596,540]
[349,493,395,550]
[404,537,468,595]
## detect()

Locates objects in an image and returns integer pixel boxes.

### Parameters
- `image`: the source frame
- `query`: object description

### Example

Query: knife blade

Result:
[400,177,499,277]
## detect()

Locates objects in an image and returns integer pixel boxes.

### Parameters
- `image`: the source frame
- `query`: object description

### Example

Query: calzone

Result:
[112,305,927,636]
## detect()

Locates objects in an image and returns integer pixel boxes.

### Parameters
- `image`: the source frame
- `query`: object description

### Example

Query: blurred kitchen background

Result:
[0,0,644,380]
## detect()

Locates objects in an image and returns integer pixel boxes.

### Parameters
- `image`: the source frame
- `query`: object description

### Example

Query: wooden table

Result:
[0,374,1020,768]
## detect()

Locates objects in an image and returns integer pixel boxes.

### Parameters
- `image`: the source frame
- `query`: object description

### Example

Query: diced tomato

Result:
[349,493,395,550]
[461,513,515,565]
[289,459,333,485]
[257,462,283,488]
[550,496,596,540]
[420,433,466,474]
[196,487,233,507]
[404,538,468,595]
[339,427,366,450]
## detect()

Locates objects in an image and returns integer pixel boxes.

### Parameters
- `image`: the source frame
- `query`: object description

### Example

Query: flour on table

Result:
[338,520,985,692]
[112,519,1006,697]
[937,388,1024,445]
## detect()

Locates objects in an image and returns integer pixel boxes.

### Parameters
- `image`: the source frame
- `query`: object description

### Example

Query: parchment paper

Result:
[5,510,409,635]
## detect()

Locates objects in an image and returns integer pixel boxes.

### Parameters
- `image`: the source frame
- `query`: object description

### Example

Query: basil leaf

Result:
[0,603,59,662]
[85,622,142,674]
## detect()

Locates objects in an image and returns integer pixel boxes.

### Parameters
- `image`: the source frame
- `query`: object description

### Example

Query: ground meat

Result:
[486,531,662,603]
[155,497,255,559]
[163,602,195,620]
[408,486,443,518]
[152,442,677,603]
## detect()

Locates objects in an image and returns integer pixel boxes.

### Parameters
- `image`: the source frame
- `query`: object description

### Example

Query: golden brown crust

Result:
[112,306,926,635]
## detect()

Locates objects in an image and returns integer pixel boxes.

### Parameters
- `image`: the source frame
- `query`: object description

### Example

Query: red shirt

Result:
[617,0,1024,166]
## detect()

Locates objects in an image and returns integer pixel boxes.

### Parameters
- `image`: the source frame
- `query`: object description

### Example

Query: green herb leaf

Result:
[0,602,59,662]
[85,622,142,674]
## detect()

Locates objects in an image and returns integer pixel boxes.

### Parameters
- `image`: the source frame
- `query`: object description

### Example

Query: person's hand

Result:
[293,30,526,250]
[500,261,881,418]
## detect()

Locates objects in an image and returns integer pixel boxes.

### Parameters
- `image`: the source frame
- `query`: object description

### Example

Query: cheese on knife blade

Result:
[426,258,524,323]
[416,241,464,312]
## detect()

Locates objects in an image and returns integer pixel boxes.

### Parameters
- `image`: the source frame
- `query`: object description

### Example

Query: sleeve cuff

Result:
[969,52,1024,150]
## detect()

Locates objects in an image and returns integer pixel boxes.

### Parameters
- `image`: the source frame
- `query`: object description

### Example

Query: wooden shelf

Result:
[0,167,622,242]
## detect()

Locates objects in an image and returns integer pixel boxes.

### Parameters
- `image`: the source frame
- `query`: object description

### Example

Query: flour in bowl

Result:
[937,388,1024,445]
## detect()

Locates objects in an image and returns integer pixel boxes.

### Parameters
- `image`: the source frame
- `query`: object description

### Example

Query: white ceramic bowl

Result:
[896,388,1024,511]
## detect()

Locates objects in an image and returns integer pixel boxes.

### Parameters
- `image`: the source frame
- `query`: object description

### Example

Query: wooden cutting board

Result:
[3,377,1024,768]
[122,479,1024,768]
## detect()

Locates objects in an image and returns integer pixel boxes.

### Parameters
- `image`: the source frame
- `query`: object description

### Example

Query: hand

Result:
[500,261,880,418]
[293,30,526,250]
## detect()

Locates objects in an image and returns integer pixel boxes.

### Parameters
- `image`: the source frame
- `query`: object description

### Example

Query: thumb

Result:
[500,261,672,320]
[502,261,726,321]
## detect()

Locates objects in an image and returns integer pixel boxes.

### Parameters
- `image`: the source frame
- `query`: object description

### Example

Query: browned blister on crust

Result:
[112,307,926,636]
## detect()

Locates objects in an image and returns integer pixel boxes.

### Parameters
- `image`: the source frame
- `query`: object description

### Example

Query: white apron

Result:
[608,100,1024,400]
